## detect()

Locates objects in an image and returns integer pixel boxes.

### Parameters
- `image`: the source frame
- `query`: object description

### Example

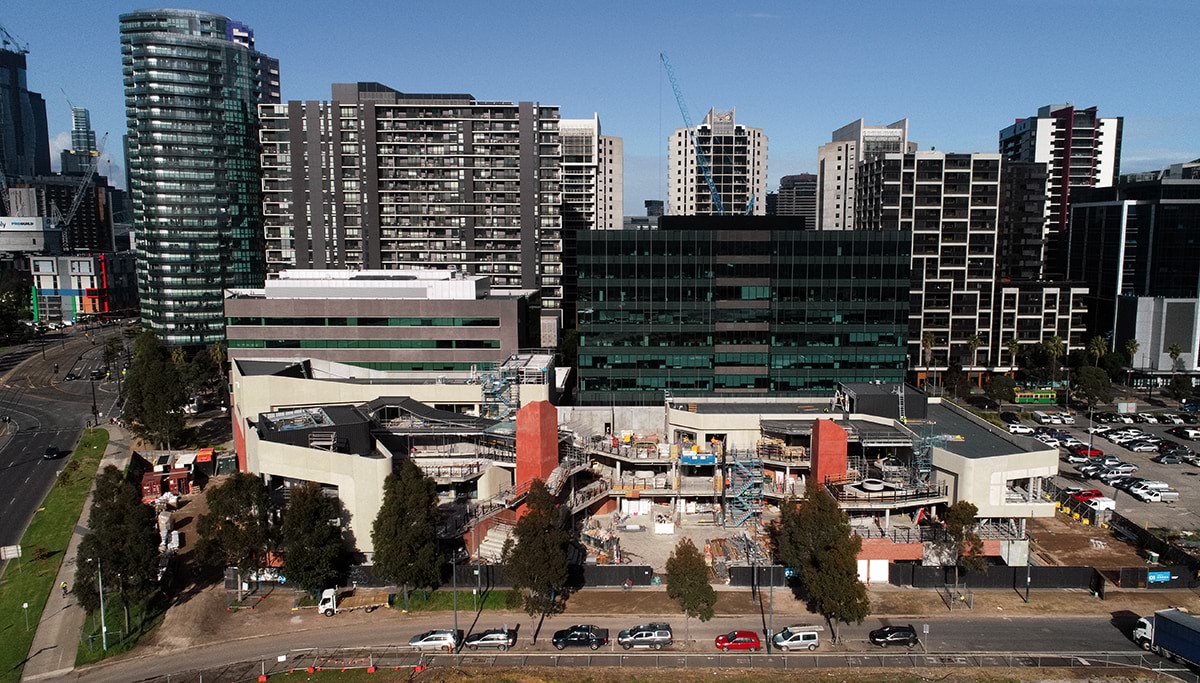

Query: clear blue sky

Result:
[7,1,1198,214]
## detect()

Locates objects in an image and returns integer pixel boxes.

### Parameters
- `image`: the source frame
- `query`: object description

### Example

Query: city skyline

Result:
[5,0,1198,216]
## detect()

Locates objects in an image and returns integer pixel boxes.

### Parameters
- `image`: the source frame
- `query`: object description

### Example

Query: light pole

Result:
[90,557,108,651]
[90,379,100,427]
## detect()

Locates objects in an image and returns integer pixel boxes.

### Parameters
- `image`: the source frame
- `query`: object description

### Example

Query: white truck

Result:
[318,587,391,616]
[1133,608,1200,667]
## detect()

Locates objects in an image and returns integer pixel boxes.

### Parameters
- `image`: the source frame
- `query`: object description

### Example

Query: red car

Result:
[1071,489,1104,502]
[1069,444,1104,457]
[715,630,761,651]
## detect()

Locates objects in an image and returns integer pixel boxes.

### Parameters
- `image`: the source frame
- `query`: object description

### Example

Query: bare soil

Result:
[1029,514,1147,568]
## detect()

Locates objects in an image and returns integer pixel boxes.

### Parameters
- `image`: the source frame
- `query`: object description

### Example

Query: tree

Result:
[1005,339,1021,373]
[935,501,984,589]
[371,460,442,610]
[121,332,186,447]
[1168,343,1184,375]
[776,487,869,642]
[1168,375,1194,401]
[1044,336,1065,385]
[1087,336,1107,367]
[196,472,272,601]
[965,334,981,367]
[664,537,716,645]
[73,466,160,615]
[502,479,570,640]
[942,362,969,399]
[921,332,936,391]
[1124,338,1141,385]
[0,271,32,343]
[984,375,1016,404]
[1074,366,1114,408]
[102,336,122,372]
[280,483,349,595]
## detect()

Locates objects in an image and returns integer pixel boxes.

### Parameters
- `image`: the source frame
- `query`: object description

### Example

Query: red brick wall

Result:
[516,401,559,485]
[811,419,848,484]
[232,408,247,471]
[858,537,924,561]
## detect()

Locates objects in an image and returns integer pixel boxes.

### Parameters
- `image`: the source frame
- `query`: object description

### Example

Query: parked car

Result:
[1069,444,1104,457]
[464,628,518,651]
[715,630,762,652]
[773,624,824,651]
[617,623,673,650]
[1139,413,1161,424]
[869,625,919,648]
[1110,476,1146,492]
[1087,425,1112,435]
[1035,435,1061,448]
[967,396,1000,411]
[1128,442,1160,453]
[1064,452,1092,464]
[1082,496,1117,512]
[408,629,463,652]
[1060,436,1084,449]
[553,625,609,650]
[1153,454,1185,465]
[1008,423,1034,435]
[1000,412,1021,425]
[1059,412,1076,425]
[1161,414,1186,425]
[1133,488,1180,503]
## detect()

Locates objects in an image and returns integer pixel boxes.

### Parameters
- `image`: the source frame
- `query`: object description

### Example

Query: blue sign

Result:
[1148,570,1172,584]
[681,454,716,466]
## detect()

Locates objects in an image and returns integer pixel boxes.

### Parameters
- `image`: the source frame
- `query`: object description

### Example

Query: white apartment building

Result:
[668,108,767,216]
[817,119,914,230]
[560,115,624,230]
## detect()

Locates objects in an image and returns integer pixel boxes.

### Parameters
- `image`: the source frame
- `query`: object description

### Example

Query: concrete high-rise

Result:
[775,173,817,228]
[817,119,913,230]
[0,42,50,182]
[668,108,767,216]
[260,82,566,344]
[60,106,98,175]
[560,115,623,231]
[999,104,1122,277]
[120,9,279,345]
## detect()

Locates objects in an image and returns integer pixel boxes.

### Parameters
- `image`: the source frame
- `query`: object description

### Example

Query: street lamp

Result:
[90,379,100,427]
[88,557,108,651]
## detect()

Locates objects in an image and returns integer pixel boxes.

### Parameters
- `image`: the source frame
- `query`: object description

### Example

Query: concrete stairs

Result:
[477,524,514,562]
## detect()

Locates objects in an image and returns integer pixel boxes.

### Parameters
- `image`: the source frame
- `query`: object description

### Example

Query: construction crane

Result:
[56,132,108,250]
[0,22,29,55]
[660,52,725,215]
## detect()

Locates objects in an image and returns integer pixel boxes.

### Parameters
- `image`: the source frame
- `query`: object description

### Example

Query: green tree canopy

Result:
[1087,336,1107,367]
[196,472,272,601]
[502,479,570,628]
[664,537,716,643]
[776,486,869,641]
[371,459,442,609]
[984,375,1016,403]
[935,501,984,588]
[1074,366,1114,408]
[121,331,186,447]
[280,482,350,594]
[73,466,160,613]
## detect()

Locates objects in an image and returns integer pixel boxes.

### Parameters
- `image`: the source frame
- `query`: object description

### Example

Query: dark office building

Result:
[0,44,50,182]
[10,173,119,252]
[997,161,1050,282]
[576,216,911,405]
[1069,161,1200,339]
[775,173,817,229]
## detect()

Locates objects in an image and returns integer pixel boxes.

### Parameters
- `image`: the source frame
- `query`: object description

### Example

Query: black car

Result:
[42,446,61,460]
[64,372,79,381]
[869,624,919,648]
[967,396,1000,411]
[999,412,1020,425]
[89,368,104,380]
[552,624,608,651]
[463,628,517,651]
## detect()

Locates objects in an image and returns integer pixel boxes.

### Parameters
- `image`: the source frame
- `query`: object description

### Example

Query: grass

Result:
[0,428,108,683]
[398,589,522,612]
[75,594,167,667]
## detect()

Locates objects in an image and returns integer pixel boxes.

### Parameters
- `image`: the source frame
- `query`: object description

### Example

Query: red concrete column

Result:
[810,419,848,485]
[516,401,559,485]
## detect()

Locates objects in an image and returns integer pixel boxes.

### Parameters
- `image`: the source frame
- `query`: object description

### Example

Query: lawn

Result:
[0,428,108,683]
[75,593,167,666]
[398,588,521,613]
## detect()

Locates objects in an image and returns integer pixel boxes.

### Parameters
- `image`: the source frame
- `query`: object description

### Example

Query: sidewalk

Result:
[20,424,130,683]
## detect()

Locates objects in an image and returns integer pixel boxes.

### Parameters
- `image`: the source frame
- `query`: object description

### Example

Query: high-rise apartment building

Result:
[60,106,98,175]
[260,82,566,344]
[560,116,623,231]
[996,161,1050,282]
[668,108,767,216]
[0,42,50,182]
[817,119,913,230]
[775,173,817,228]
[999,104,1122,277]
[120,9,279,345]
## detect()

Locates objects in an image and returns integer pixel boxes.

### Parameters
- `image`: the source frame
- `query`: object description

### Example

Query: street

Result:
[66,612,1151,683]
[0,325,125,550]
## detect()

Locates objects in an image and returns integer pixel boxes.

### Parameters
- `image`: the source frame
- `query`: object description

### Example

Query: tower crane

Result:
[0,22,29,55]
[56,132,108,250]
[660,52,725,215]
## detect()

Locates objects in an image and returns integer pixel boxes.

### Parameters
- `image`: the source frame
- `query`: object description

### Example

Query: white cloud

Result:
[48,131,70,172]
[46,129,125,188]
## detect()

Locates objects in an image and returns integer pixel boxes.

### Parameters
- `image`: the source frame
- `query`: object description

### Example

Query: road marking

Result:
[24,477,30,483]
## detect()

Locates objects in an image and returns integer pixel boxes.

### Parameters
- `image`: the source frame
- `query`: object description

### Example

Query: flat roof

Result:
[260,405,368,431]
[672,401,825,415]
[923,403,1041,459]
[234,359,311,378]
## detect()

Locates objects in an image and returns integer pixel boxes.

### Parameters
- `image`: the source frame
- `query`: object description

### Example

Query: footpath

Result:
[20,424,131,683]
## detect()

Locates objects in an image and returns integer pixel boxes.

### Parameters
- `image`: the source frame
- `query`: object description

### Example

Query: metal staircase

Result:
[477,367,519,420]
[723,450,763,528]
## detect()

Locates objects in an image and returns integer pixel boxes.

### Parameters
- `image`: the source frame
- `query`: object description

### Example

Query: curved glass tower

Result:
[120,9,279,345]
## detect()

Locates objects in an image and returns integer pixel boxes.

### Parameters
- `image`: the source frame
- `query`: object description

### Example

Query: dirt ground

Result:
[1028,513,1147,568]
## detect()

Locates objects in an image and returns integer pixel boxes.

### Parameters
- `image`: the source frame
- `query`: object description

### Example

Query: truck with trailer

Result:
[1133,608,1200,667]
[318,587,391,616]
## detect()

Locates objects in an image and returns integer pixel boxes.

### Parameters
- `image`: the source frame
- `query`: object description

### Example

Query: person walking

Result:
[61,581,68,598]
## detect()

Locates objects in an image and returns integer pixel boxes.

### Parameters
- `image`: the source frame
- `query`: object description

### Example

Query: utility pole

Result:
[96,558,108,650]
[90,378,99,426]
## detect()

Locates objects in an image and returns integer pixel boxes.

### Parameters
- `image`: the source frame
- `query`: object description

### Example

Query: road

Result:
[67,612,1153,683]
[0,325,126,550]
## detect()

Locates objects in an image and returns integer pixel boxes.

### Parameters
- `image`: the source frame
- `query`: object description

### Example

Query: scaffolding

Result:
[723,449,763,529]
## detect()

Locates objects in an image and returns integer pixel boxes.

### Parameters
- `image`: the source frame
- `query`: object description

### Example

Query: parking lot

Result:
[1018,408,1200,534]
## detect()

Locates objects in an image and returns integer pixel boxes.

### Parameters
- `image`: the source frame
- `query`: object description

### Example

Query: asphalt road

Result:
[68,612,1152,683]
[0,325,126,550]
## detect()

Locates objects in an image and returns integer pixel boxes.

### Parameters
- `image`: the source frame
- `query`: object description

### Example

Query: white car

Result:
[1161,414,1185,425]
[1138,413,1160,424]
[1059,413,1076,425]
[409,629,463,651]
[1061,437,1084,449]
[1008,423,1034,435]
[1036,436,1061,448]
[1086,425,1112,434]
[1114,415,1134,424]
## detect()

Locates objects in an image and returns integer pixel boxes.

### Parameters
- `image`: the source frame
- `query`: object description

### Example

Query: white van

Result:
[773,624,823,651]
[1033,411,1053,425]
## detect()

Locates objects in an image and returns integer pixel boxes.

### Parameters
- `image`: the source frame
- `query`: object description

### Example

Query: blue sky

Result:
[7,1,1198,214]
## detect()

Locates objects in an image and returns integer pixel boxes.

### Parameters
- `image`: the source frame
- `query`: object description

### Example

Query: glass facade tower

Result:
[576,216,911,405]
[120,9,279,345]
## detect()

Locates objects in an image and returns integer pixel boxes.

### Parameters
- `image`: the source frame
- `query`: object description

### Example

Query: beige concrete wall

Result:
[932,447,1058,519]
[245,427,392,555]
